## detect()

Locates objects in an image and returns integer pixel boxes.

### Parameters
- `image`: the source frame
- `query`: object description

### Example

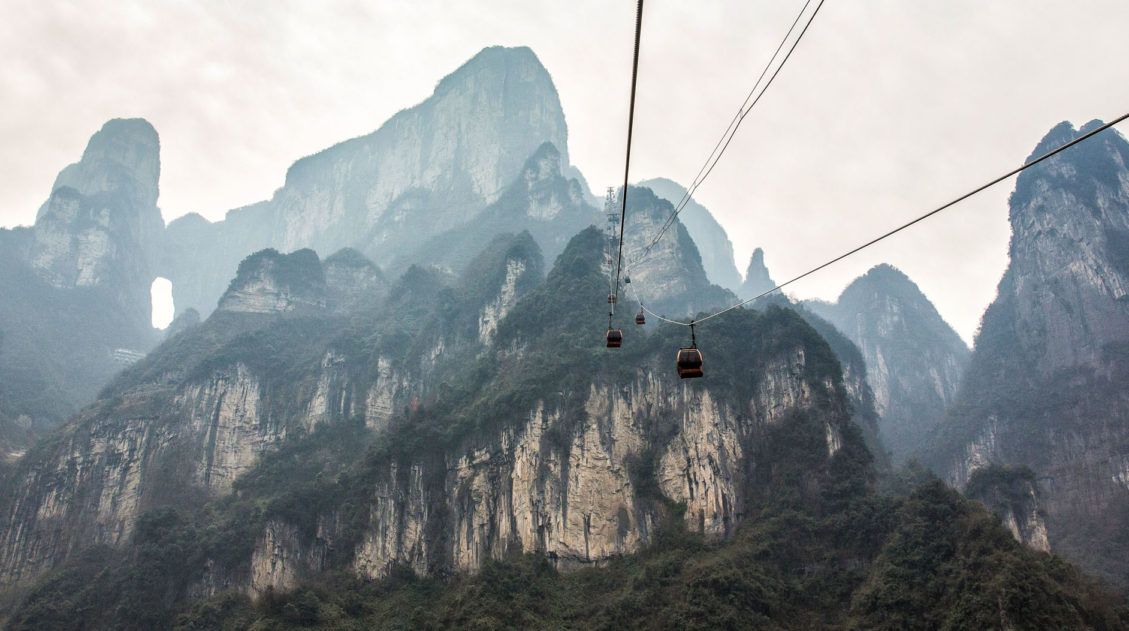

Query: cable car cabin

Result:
[635,310,646,325]
[608,293,617,304]
[676,346,704,379]
[606,329,623,348]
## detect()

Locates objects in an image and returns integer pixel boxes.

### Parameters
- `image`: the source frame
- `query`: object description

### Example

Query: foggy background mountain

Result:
[4,0,1129,339]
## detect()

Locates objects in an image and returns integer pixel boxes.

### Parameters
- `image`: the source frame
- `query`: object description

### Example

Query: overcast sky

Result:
[3,0,1128,340]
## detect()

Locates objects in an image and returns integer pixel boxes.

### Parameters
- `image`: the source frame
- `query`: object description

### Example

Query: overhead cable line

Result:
[660,0,814,223]
[631,0,827,270]
[608,0,646,325]
[641,112,1129,328]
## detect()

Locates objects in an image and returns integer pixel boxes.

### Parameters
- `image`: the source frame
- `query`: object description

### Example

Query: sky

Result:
[3,0,1129,339]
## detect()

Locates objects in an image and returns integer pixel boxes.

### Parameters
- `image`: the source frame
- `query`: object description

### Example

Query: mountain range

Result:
[1,45,1129,627]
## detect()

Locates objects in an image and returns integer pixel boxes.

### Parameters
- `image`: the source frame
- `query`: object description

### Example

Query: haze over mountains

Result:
[161,46,572,318]
[2,45,1129,627]
[806,265,970,463]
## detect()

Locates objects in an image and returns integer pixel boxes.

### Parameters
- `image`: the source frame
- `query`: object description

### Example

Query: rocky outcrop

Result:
[0,226,864,607]
[806,265,969,462]
[739,247,776,300]
[161,46,571,318]
[216,249,327,315]
[477,258,527,344]
[930,121,1129,584]
[0,234,545,589]
[324,248,386,312]
[337,318,856,583]
[619,186,735,318]
[639,178,743,292]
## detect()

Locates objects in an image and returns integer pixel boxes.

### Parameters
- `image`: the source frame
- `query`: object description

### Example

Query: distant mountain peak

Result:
[739,247,776,300]
[48,117,161,212]
[806,263,968,463]
[638,177,743,292]
[434,45,551,97]
[839,264,932,306]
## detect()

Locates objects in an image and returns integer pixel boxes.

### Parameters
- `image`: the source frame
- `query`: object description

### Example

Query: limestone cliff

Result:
[930,121,1129,584]
[31,117,164,317]
[0,228,863,608]
[400,142,597,276]
[964,465,1051,553]
[0,232,541,588]
[161,46,570,318]
[216,249,327,315]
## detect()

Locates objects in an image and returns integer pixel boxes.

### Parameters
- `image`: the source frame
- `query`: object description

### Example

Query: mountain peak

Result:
[638,177,743,292]
[435,45,546,92]
[739,247,775,300]
[50,118,160,210]
[218,248,327,314]
[842,264,919,300]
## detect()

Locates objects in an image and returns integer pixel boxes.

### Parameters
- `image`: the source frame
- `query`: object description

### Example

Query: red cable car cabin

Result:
[606,328,623,348]
[676,346,703,378]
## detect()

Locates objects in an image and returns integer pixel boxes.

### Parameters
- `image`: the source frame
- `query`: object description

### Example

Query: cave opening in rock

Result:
[150,277,174,329]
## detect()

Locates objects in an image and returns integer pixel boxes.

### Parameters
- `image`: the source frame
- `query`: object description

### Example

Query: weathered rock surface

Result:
[964,465,1051,553]
[217,249,327,315]
[401,142,597,276]
[324,248,387,313]
[0,234,542,589]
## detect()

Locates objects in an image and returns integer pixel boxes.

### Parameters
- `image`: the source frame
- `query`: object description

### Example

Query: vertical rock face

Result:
[30,118,163,321]
[348,355,851,583]
[931,121,1129,584]
[806,265,969,462]
[638,178,743,292]
[0,235,547,589]
[477,258,527,344]
[739,248,776,300]
[619,186,735,317]
[161,46,571,317]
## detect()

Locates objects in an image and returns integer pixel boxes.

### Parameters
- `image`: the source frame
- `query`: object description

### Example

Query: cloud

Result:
[2,0,1128,342]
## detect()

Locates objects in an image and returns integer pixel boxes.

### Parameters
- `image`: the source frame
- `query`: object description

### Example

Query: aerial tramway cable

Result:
[610,0,645,320]
[631,0,828,271]
[659,0,814,226]
[634,111,1129,329]
[606,0,645,348]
